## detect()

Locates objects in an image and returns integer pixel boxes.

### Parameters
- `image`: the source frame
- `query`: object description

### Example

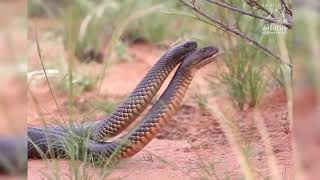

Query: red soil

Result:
[26,39,293,179]
[0,2,304,178]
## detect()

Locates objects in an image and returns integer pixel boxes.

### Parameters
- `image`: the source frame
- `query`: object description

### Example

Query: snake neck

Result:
[91,54,185,140]
[115,67,194,158]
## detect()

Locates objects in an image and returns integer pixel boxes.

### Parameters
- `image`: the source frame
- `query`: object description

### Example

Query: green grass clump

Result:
[192,91,208,111]
[88,98,115,115]
[270,64,286,88]
[28,0,47,17]
[56,74,97,95]
[220,45,269,110]
[176,0,289,110]
[29,0,212,64]
[114,41,131,61]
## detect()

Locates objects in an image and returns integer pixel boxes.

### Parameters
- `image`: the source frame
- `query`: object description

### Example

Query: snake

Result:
[87,46,219,162]
[27,41,198,158]
[90,40,198,141]
[27,45,219,163]
[0,42,219,173]
[0,137,27,174]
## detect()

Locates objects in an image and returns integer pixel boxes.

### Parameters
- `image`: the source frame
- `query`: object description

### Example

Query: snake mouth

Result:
[196,47,219,69]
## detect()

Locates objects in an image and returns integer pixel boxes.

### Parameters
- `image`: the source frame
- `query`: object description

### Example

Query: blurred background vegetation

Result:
[28,0,292,111]
[22,0,320,179]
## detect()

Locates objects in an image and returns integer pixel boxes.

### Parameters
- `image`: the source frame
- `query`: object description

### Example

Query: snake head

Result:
[165,40,198,59]
[181,46,219,70]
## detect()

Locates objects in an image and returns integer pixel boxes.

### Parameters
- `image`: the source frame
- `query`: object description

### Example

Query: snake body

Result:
[90,41,198,141]
[0,137,27,174]
[0,41,219,175]
[27,127,68,159]
[26,42,219,164]
[27,41,197,158]
[87,46,219,161]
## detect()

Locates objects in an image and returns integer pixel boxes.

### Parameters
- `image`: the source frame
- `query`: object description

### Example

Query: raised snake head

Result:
[181,46,219,70]
[165,40,198,60]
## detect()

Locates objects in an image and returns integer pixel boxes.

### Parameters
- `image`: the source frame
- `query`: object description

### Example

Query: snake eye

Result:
[200,48,206,52]
[184,43,190,48]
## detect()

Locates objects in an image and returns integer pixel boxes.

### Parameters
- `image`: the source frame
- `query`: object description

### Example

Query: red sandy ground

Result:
[294,88,320,179]
[6,1,320,179]
[26,38,293,179]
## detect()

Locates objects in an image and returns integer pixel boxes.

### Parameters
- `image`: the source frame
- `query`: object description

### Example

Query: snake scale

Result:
[27,41,198,158]
[87,46,219,162]
[20,41,219,167]
[90,41,198,141]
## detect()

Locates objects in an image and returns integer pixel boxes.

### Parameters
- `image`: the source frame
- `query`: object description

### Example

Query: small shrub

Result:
[56,74,97,95]
[270,63,286,88]
[192,91,208,111]
[114,41,131,61]
[28,0,47,17]
[217,44,270,110]
[89,98,115,115]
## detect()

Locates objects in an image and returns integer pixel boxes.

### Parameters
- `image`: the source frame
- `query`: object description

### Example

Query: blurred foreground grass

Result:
[27,1,293,179]
[0,0,316,179]
[0,0,27,177]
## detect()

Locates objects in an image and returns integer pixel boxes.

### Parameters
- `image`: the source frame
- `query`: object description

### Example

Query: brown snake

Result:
[27,41,197,158]
[0,41,218,174]
[26,42,219,164]
[87,46,219,162]
[90,41,198,141]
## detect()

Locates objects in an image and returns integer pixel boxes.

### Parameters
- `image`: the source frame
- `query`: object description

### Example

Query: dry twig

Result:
[206,0,292,28]
[179,0,292,68]
[279,0,293,16]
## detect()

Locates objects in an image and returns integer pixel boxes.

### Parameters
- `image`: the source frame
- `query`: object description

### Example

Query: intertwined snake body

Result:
[26,41,219,163]
[90,41,198,141]
[27,41,197,158]
[87,46,219,161]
